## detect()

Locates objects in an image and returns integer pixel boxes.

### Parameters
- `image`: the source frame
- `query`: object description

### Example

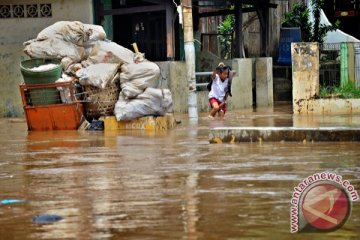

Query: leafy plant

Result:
[282,3,312,42]
[319,82,360,99]
[218,7,235,59]
[282,0,340,44]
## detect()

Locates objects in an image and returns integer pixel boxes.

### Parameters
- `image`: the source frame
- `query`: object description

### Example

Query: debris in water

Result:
[32,214,63,224]
[1,199,26,205]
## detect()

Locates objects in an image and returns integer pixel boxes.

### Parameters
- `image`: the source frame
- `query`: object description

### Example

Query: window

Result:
[0,4,52,18]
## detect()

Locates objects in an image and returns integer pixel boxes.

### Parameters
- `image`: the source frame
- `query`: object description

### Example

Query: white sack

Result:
[24,38,86,62]
[61,57,75,72]
[84,24,107,45]
[119,61,160,98]
[120,82,145,99]
[120,61,160,84]
[56,74,75,103]
[37,21,89,46]
[87,41,134,64]
[76,63,119,89]
[114,87,173,121]
[61,57,82,75]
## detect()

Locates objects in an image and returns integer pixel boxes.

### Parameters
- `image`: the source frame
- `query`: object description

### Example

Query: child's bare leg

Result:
[210,102,220,117]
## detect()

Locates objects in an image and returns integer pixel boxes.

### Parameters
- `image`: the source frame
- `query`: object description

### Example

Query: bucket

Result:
[20,58,62,105]
[20,58,62,84]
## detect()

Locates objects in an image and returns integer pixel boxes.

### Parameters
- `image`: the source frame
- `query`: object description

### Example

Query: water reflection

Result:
[0,108,359,239]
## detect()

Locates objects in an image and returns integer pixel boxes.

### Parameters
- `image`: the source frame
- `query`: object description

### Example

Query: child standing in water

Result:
[208,63,232,119]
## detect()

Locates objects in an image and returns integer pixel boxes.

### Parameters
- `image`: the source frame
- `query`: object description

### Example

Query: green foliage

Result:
[282,0,340,44]
[218,13,235,59]
[319,82,360,99]
[282,3,312,42]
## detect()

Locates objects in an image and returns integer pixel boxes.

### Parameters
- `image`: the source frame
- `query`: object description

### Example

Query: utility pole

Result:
[182,0,198,119]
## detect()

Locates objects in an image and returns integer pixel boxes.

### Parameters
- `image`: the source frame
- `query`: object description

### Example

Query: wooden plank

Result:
[103,5,165,16]
[234,0,244,58]
[142,0,163,4]
[166,1,175,60]
[198,7,257,18]
[256,1,269,57]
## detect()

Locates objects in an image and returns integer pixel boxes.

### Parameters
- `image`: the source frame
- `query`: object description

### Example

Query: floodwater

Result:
[0,105,359,240]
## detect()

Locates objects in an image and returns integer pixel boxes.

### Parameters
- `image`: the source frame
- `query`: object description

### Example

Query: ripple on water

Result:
[213,173,300,181]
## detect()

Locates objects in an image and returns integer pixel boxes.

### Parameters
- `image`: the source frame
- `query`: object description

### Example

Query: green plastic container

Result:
[20,58,62,105]
[20,58,62,84]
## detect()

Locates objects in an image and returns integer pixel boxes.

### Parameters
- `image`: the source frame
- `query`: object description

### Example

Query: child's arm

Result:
[219,93,228,108]
[211,70,217,80]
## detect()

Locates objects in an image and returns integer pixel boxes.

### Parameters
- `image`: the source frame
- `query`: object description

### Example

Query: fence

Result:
[319,43,341,88]
[319,42,360,89]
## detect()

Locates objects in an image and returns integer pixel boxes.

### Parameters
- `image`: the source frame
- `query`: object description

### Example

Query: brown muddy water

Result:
[0,105,359,240]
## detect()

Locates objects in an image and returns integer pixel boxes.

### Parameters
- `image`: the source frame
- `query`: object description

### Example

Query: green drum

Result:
[20,58,62,105]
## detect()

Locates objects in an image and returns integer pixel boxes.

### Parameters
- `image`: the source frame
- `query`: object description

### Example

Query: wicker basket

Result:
[84,82,120,119]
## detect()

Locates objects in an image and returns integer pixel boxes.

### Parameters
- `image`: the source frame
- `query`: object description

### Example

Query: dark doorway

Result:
[113,12,166,61]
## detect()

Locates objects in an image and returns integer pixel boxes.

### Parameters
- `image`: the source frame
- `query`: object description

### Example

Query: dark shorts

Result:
[209,98,227,113]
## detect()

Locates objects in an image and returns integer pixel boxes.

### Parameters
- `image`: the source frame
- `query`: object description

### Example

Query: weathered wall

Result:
[255,57,273,107]
[292,42,319,114]
[0,0,93,117]
[230,58,253,110]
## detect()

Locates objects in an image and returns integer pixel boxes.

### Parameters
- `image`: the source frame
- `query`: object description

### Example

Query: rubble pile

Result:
[23,21,173,121]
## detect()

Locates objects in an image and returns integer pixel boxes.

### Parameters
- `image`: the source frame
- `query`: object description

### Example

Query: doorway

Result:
[113,12,166,61]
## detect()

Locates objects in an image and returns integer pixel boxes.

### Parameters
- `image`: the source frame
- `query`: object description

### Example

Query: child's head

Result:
[216,65,229,81]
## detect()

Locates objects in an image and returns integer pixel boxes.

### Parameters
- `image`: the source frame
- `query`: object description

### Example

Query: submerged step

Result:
[209,127,360,143]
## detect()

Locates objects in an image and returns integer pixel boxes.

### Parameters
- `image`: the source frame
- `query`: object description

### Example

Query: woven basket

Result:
[84,82,120,119]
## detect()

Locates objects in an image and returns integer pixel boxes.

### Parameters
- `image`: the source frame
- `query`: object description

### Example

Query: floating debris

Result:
[1,199,26,205]
[32,214,63,224]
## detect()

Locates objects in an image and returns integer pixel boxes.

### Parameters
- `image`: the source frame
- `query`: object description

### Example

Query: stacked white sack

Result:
[23,21,106,62]
[114,88,173,121]
[120,61,160,98]
[76,63,119,89]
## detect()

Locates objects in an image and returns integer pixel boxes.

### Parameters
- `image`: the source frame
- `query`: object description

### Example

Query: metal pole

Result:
[182,0,198,119]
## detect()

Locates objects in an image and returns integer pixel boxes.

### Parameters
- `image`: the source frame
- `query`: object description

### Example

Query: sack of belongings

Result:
[114,88,173,121]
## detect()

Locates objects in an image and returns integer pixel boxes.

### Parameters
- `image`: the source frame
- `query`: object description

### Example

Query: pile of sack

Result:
[23,21,173,121]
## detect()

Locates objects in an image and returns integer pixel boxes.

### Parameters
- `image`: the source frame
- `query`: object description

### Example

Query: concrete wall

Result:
[255,57,273,107]
[0,0,93,117]
[230,59,254,110]
[292,42,319,114]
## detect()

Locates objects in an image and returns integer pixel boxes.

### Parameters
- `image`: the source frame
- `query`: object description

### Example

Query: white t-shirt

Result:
[208,74,229,102]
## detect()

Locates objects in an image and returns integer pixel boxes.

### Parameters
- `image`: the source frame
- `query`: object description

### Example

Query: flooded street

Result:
[0,105,359,240]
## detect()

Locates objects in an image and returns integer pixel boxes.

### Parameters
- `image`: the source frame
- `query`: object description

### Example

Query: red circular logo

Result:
[301,183,350,231]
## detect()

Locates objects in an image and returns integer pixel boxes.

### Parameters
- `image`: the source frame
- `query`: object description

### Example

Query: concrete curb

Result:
[209,127,360,143]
